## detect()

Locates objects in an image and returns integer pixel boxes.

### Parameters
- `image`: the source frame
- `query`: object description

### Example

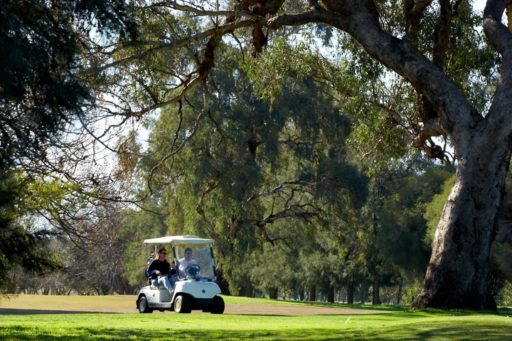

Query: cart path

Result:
[0,294,390,316]
[224,303,390,316]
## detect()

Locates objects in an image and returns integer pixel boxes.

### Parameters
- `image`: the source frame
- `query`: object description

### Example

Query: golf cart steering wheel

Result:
[185,264,200,277]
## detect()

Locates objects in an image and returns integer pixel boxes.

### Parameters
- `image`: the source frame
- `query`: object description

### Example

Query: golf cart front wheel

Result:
[174,294,192,313]
[138,295,153,313]
[211,296,225,314]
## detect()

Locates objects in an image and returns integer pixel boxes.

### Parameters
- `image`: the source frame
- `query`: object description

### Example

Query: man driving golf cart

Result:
[136,235,224,314]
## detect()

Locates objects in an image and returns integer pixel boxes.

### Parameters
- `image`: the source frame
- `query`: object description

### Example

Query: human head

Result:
[184,247,193,260]
[157,247,168,260]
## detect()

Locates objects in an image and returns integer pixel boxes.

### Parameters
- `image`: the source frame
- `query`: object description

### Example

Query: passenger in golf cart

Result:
[177,247,199,277]
[147,247,177,294]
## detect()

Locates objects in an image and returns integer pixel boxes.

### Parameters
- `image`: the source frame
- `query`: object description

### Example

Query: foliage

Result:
[0,0,137,293]
[424,175,456,246]
[0,0,135,169]
[401,279,423,305]
[0,173,62,293]
[109,34,468,302]
[376,162,454,276]
[120,41,370,296]
[4,0,511,310]
[497,282,512,307]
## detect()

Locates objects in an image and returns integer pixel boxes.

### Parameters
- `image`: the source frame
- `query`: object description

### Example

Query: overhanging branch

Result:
[263,3,480,144]
[484,0,512,54]
[483,0,512,138]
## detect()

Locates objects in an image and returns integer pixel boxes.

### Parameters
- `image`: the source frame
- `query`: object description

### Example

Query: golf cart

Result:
[136,235,225,314]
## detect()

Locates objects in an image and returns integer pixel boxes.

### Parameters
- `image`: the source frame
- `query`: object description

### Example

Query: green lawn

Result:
[0,296,511,340]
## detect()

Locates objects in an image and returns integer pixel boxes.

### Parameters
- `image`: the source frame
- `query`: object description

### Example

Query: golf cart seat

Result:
[145,255,155,285]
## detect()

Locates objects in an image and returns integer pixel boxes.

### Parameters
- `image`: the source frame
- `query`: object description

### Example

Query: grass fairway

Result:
[0,295,511,340]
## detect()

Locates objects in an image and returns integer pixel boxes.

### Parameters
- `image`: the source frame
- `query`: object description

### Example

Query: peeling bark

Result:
[413,127,512,309]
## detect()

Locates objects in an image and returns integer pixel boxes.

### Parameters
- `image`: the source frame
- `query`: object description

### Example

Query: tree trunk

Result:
[327,286,335,303]
[309,285,316,301]
[396,278,403,305]
[372,274,381,305]
[413,134,511,310]
[242,284,254,298]
[268,287,278,300]
[298,287,305,301]
[215,269,231,295]
[347,280,354,304]
[360,282,368,304]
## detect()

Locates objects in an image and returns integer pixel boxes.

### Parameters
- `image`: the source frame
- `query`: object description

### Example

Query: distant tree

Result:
[63,206,134,295]
[129,44,367,295]
[0,0,135,169]
[0,174,61,293]
[118,200,171,288]
[372,160,454,303]
[0,0,136,293]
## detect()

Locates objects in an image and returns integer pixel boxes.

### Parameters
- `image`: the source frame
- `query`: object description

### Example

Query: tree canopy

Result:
[0,0,135,293]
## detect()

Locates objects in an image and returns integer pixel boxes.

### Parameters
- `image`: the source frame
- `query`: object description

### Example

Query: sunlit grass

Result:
[0,295,511,340]
[1,311,511,340]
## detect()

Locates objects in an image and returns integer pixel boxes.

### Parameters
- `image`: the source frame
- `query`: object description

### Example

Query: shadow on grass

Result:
[270,299,512,317]
[262,299,404,311]
[1,323,511,341]
[0,308,120,315]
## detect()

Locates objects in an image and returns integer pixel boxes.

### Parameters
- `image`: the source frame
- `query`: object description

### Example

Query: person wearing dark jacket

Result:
[148,248,176,294]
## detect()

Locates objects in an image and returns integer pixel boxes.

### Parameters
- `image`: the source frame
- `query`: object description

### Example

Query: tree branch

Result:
[264,3,480,148]
[483,0,512,54]
[98,19,257,72]
[483,0,512,138]
[403,0,434,48]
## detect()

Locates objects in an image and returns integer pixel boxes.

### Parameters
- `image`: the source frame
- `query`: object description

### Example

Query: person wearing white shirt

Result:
[178,247,198,277]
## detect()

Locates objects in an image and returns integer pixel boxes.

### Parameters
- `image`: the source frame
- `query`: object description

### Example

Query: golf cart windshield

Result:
[175,244,215,279]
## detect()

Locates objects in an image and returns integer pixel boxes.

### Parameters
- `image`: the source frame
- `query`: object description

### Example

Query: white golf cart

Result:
[136,235,225,314]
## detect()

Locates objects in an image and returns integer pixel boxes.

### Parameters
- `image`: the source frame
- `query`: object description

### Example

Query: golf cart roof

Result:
[143,235,214,246]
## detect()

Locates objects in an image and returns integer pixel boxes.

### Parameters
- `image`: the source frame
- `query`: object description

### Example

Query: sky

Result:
[475,0,486,12]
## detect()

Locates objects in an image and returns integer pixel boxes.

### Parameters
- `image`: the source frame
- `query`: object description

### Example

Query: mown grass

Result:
[1,295,511,340]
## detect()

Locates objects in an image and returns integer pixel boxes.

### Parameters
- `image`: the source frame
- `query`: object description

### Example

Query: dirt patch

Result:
[0,295,388,316]
[224,303,388,316]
